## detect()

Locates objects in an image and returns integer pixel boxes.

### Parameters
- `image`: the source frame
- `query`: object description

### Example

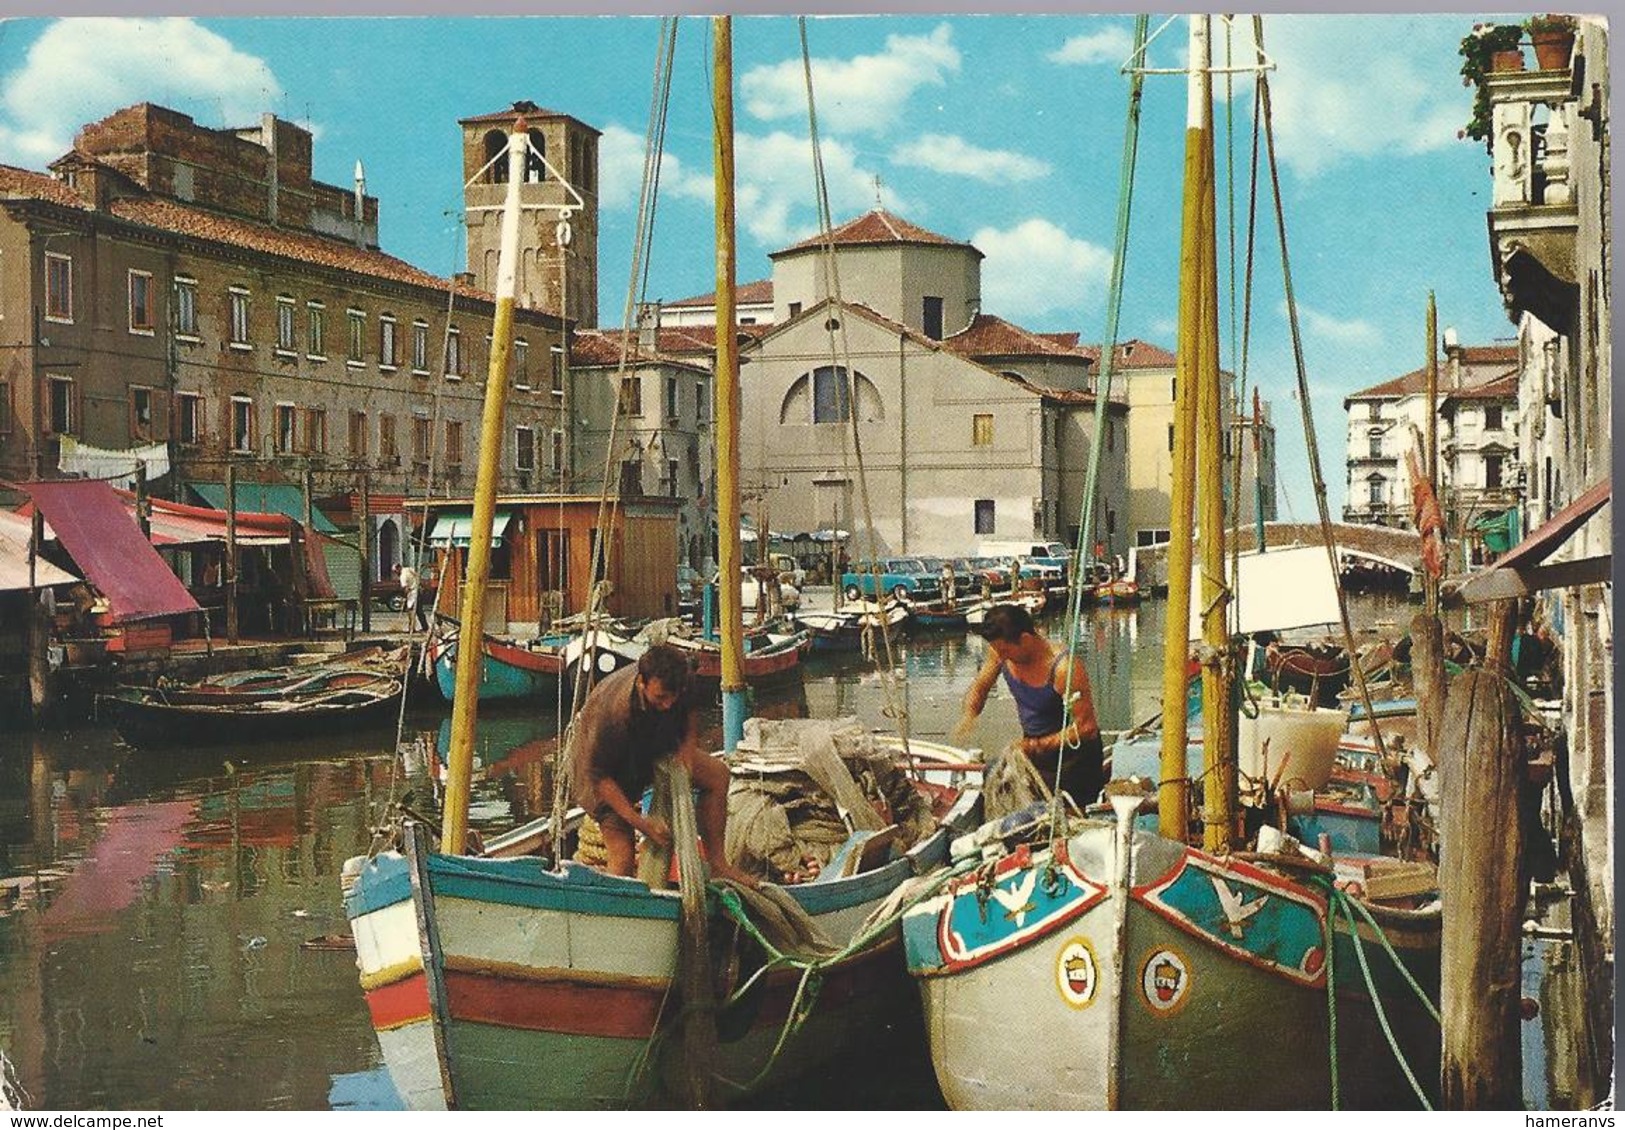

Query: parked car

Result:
[918,556,973,598]
[766,552,807,589]
[978,539,1071,590]
[841,558,943,602]
[961,556,1014,593]
[717,566,801,613]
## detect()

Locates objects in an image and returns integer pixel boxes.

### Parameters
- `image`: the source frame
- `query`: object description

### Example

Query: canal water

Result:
[0,593,1579,1110]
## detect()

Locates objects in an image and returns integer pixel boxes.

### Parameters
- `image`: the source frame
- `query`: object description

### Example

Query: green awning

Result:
[187,481,339,534]
[428,510,515,548]
[1473,507,1522,554]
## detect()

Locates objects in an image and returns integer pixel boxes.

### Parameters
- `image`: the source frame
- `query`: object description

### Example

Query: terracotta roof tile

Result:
[772,209,977,257]
[1443,371,1520,401]
[1347,344,1521,401]
[1098,339,1177,369]
[943,314,1091,359]
[569,329,708,373]
[458,100,599,133]
[0,163,90,210]
[666,278,774,308]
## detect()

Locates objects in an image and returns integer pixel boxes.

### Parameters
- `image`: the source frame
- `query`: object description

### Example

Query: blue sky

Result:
[0,14,1522,514]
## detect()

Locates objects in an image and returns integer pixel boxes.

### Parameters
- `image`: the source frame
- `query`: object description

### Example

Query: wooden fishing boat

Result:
[1093,577,1141,605]
[793,599,909,651]
[665,627,810,684]
[428,623,643,704]
[902,18,1440,1110]
[964,592,1044,627]
[106,648,406,746]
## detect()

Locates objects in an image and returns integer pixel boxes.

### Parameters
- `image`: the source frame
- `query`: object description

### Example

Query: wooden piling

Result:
[1437,667,1524,1108]
[225,463,239,644]
[1410,611,1446,766]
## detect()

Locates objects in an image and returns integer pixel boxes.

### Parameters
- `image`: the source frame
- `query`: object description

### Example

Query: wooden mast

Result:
[714,16,746,752]
[441,119,525,854]
[1156,14,1211,841]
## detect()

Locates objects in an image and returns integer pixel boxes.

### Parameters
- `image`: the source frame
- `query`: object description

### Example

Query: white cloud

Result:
[972,218,1112,321]
[740,24,960,136]
[890,133,1050,183]
[1047,25,1134,66]
[0,18,284,165]
[736,131,906,248]
[597,123,713,211]
[1289,300,1380,347]
[1233,15,1468,176]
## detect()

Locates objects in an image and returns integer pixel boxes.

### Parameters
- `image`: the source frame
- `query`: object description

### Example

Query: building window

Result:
[788,301,803,318]
[276,297,296,353]
[128,270,154,333]
[231,396,255,453]
[0,381,10,435]
[445,420,463,467]
[973,413,993,446]
[551,345,565,395]
[1485,454,1504,489]
[1167,423,1175,452]
[228,288,251,346]
[551,428,565,473]
[1368,430,1382,459]
[620,375,642,416]
[666,458,680,497]
[1367,474,1385,508]
[411,415,432,466]
[922,295,944,339]
[665,375,679,419]
[379,316,397,369]
[696,381,707,422]
[347,309,366,364]
[348,410,368,457]
[1484,404,1503,431]
[412,320,429,373]
[1135,528,1171,548]
[1367,401,1380,421]
[524,128,546,184]
[1171,377,1178,402]
[445,326,462,378]
[177,392,203,445]
[813,366,851,424]
[974,499,995,536]
[1107,417,1116,452]
[45,253,72,322]
[379,414,398,460]
[305,406,327,454]
[306,302,325,357]
[514,339,529,389]
[174,277,198,337]
[515,425,535,472]
[129,386,154,441]
[46,376,73,434]
[275,403,297,454]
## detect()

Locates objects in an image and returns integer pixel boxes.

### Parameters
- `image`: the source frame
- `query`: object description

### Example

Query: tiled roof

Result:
[1039,332,1081,348]
[459,100,578,126]
[1347,343,1520,400]
[569,329,709,373]
[943,314,1092,359]
[1442,371,1519,401]
[0,162,91,210]
[772,209,977,257]
[640,323,772,355]
[1095,339,1178,370]
[666,278,774,308]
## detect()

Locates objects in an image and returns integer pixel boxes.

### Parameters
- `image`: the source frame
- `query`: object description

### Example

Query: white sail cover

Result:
[1187,544,1341,640]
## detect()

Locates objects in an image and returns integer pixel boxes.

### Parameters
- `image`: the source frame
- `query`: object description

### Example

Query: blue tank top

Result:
[1003,652,1067,737]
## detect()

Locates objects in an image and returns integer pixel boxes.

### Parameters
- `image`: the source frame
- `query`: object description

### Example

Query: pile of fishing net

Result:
[723,716,937,884]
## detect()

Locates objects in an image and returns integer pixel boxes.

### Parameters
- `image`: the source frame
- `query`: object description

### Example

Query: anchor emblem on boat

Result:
[1210,876,1268,939]
[990,869,1039,928]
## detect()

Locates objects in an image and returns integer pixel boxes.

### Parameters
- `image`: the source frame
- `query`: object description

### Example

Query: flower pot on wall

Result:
[1530,29,1574,70]
[1491,47,1527,72]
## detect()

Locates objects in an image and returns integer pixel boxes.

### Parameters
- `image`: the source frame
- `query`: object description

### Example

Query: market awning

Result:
[139,494,296,547]
[186,481,339,534]
[21,480,200,622]
[0,513,77,591]
[1450,480,1610,606]
[428,510,515,548]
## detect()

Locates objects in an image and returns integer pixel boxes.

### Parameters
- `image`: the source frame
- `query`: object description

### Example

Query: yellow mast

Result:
[441,120,526,854]
[713,16,747,749]
[1156,15,1211,841]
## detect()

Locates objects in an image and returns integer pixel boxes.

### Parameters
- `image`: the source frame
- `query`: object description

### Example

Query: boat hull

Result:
[430,634,561,703]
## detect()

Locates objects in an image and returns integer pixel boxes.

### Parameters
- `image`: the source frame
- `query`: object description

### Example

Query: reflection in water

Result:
[0,594,1458,1110]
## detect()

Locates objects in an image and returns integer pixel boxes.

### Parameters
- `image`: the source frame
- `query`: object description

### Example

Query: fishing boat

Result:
[105,647,407,746]
[664,625,810,685]
[1093,576,1141,606]
[793,598,909,652]
[343,35,980,1108]
[901,17,1440,1110]
[964,591,1044,627]
[426,619,644,704]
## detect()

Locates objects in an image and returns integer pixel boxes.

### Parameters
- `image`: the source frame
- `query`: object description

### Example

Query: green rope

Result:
[1333,894,1434,1110]
[1338,891,1443,1025]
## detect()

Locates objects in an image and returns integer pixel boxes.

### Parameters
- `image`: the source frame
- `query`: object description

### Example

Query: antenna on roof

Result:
[873,175,883,209]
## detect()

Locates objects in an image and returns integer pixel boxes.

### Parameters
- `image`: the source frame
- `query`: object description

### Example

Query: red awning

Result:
[1493,479,1609,572]
[134,492,296,547]
[23,480,201,623]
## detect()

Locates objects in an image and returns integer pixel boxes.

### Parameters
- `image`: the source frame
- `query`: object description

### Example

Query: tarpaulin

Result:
[23,480,201,623]
[133,493,296,547]
[186,481,339,533]
[0,512,77,591]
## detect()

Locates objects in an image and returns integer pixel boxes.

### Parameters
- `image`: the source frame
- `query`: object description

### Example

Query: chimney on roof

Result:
[353,160,366,249]
[636,302,661,352]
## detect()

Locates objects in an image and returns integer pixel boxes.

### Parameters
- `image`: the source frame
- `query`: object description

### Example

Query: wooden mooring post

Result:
[1438,633,1524,1108]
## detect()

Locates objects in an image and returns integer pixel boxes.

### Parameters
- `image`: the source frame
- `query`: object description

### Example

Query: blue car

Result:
[841,558,944,602]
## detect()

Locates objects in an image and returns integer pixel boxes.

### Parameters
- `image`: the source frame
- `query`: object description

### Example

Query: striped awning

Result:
[428,510,515,548]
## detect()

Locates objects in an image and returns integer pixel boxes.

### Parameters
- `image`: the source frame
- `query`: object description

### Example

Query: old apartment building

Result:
[0,101,577,513]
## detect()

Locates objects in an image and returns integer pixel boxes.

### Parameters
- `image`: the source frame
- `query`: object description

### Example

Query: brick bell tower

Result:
[459,100,600,327]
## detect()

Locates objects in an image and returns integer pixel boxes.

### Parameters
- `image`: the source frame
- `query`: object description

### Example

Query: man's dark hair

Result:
[637,642,693,695]
[976,603,1036,644]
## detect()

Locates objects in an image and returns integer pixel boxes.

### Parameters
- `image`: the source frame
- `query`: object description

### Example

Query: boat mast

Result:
[1156,15,1211,841]
[713,16,746,751]
[1194,13,1235,852]
[441,119,526,854]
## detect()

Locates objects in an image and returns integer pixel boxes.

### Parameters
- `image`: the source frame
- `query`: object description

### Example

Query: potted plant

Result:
[1527,13,1577,71]
[1459,23,1526,151]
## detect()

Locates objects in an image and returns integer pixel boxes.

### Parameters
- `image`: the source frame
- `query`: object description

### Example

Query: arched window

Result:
[483,130,507,183]
[779,366,883,425]
[1366,474,1385,507]
[524,130,546,184]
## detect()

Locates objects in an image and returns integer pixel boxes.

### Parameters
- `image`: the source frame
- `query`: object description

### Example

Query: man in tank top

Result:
[954,603,1105,806]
